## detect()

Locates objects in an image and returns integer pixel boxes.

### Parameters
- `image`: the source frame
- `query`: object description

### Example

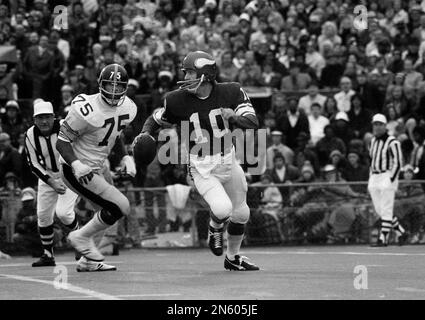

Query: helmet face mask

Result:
[98,64,129,107]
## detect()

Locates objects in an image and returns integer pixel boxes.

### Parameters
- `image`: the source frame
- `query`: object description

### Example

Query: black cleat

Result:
[208,226,224,256]
[370,239,388,247]
[397,233,408,246]
[224,255,260,271]
[32,254,56,267]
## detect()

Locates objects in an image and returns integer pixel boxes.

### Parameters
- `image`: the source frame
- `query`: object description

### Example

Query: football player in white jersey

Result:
[56,64,137,272]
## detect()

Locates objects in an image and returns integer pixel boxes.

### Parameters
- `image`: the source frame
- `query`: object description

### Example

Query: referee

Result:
[25,101,79,267]
[368,114,407,247]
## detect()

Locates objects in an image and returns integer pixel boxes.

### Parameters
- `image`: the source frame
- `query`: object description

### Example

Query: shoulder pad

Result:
[71,94,104,127]
[122,96,138,122]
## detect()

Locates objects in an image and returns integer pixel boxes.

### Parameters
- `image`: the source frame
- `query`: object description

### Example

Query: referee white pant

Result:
[367,171,398,221]
[37,177,79,228]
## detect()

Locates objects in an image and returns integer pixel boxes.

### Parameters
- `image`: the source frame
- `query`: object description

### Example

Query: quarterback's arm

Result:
[227,113,259,129]
[138,101,175,136]
[222,86,259,129]
[389,139,402,182]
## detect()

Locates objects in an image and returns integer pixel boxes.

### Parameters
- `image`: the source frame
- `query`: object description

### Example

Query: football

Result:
[133,133,157,166]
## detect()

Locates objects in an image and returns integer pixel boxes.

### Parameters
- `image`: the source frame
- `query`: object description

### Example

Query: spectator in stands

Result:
[0,132,22,183]
[259,62,281,89]
[269,152,300,205]
[0,64,17,101]
[218,50,239,82]
[316,125,347,167]
[257,172,282,217]
[305,40,326,79]
[281,61,311,91]
[0,100,25,147]
[57,85,73,118]
[341,150,369,193]
[0,172,22,243]
[320,53,345,89]
[309,102,330,146]
[348,94,372,139]
[298,82,327,116]
[277,97,310,150]
[334,77,356,113]
[355,70,384,114]
[331,111,355,146]
[293,131,320,175]
[403,57,423,101]
[12,187,40,256]
[22,34,53,99]
[266,130,294,169]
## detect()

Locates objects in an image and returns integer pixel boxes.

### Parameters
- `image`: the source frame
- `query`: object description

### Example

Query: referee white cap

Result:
[34,101,54,116]
[372,113,387,124]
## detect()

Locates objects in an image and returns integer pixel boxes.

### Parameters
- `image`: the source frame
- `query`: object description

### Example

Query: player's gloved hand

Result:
[221,108,236,121]
[122,155,136,177]
[49,178,67,194]
[71,160,94,185]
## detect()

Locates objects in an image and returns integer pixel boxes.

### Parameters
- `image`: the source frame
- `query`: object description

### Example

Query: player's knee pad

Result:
[99,196,130,226]
[230,202,250,225]
[209,198,233,223]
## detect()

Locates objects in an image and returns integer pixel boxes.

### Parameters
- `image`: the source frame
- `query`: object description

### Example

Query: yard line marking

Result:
[396,287,425,293]
[39,293,182,300]
[0,274,121,300]
[245,251,425,257]
[0,261,123,268]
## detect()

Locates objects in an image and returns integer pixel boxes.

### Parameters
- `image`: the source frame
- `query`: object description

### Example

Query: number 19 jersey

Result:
[59,93,137,170]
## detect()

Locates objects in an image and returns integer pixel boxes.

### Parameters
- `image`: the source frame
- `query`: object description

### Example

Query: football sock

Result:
[226,222,245,260]
[380,219,392,243]
[392,216,405,235]
[78,211,108,238]
[209,220,224,230]
[39,224,54,258]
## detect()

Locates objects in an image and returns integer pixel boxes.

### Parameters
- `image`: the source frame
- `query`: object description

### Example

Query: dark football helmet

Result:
[98,64,129,106]
[177,51,217,94]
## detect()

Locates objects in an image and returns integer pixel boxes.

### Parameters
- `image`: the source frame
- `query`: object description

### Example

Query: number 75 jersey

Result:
[59,93,137,169]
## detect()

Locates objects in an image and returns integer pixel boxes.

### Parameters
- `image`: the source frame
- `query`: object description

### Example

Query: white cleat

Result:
[68,230,105,262]
[76,257,117,272]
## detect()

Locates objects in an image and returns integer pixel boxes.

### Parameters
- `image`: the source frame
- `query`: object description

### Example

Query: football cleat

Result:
[208,225,224,256]
[224,255,260,271]
[68,230,105,262]
[32,254,56,267]
[76,257,117,272]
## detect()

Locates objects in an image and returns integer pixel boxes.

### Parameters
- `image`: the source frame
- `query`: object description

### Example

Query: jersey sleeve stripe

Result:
[236,106,255,116]
[59,121,79,142]
[235,103,253,113]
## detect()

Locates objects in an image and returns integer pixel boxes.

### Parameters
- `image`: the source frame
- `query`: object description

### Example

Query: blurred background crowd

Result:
[4,0,425,251]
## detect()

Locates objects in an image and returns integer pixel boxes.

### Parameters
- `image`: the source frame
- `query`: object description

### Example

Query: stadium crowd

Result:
[3,0,425,250]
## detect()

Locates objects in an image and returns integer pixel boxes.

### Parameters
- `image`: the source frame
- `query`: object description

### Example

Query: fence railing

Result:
[113,180,425,248]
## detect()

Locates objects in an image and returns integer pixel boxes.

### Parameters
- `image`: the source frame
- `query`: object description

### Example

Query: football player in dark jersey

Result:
[135,51,260,271]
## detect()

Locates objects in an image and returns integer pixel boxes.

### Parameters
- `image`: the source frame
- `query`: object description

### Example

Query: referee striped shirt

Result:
[24,120,62,184]
[369,133,402,181]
